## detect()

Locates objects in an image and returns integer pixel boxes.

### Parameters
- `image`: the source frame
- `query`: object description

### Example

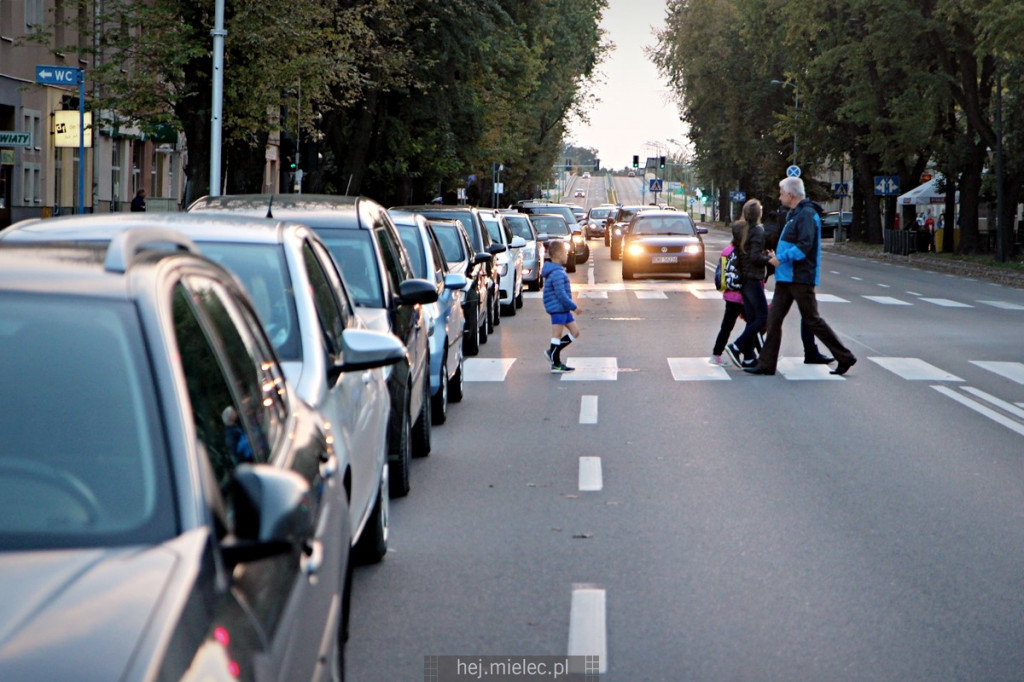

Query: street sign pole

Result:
[77,69,85,214]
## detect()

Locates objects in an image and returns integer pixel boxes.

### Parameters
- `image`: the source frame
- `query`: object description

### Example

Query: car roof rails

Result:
[105,228,199,273]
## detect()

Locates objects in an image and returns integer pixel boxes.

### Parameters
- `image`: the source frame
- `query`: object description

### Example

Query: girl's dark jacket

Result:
[731,221,771,283]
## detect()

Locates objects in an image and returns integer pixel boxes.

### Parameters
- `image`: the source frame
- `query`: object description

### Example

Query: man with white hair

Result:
[744,176,857,376]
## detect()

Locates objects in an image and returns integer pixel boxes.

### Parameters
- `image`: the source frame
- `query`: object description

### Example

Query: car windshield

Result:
[0,295,175,550]
[631,217,697,236]
[616,207,647,223]
[530,215,570,236]
[318,231,385,308]
[396,225,427,279]
[201,243,302,361]
[504,215,534,241]
[589,208,613,220]
[523,204,577,226]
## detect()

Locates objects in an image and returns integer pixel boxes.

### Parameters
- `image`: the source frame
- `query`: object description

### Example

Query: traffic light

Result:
[659,156,666,169]
[632,155,639,168]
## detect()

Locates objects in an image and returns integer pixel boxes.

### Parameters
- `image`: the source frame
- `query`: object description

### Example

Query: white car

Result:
[0,212,403,565]
[498,210,544,291]
[480,211,526,315]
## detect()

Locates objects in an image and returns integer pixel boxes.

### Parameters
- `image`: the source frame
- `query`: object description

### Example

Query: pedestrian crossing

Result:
[522,284,1024,310]
[465,356,1024,384]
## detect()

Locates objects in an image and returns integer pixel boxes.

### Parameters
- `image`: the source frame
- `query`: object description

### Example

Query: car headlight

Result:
[626,243,645,256]
[572,234,584,245]
[684,244,702,255]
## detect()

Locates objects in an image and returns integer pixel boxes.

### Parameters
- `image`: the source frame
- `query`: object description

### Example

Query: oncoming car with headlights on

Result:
[620,210,708,280]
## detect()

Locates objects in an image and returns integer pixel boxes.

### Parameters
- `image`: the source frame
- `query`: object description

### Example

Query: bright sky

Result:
[566,0,686,170]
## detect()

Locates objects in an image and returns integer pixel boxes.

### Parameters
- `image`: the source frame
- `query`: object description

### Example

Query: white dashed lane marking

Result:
[578,457,603,491]
[579,395,599,424]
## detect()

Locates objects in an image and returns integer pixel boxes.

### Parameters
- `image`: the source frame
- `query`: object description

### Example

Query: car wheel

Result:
[353,464,389,565]
[692,267,706,280]
[388,408,411,498]
[515,287,524,308]
[411,379,431,458]
[491,289,501,327]
[485,291,495,334]
[463,307,480,355]
[449,354,464,403]
[566,257,577,273]
[622,265,634,280]
[611,246,620,261]
[431,355,448,425]
[604,235,610,246]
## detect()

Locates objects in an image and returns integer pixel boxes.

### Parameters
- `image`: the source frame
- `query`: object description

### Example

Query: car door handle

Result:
[301,540,323,577]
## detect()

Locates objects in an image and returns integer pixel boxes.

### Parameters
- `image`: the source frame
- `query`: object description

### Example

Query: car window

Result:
[302,240,346,358]
[397,225,428,279]
[589,207,612,220]
[431,223,467,263]
[182,278,285,467]
[504,215,535,241]
[425,228,449,283]
[320,231,384,308]
[531,215,570,236]
[375,227,405,295]
[200,242,301,362]
[0,294,174,549]
[310,239,354,327]
[482,216,504,244]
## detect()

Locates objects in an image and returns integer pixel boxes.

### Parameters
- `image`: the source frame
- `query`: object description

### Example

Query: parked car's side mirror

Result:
[444,273,469,291]
[510,236,527,249]
[222,465,313,566]
[397,277,440,306]
[331,328,405,379]
[473,252,494,266]
[536,233,551,243]
[487,243,508,254]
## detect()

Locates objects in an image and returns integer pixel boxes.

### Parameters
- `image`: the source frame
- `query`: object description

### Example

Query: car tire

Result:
[485,292,495,334]
[389,408,411,498]
[692,267,706,280]
[622,265,634,280]
[566,257,577,273]
[515,287,524,308]
[449,355,464,403]
[353,465,389,565]
[491,289,501,327]
[464,307,480,355]
[411,379,431,458]
[431,355,448,425]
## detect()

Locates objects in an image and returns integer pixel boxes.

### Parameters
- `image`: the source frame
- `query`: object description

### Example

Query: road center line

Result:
[579,395,598,424]
[568,585,607,673]
[578,456,603,491]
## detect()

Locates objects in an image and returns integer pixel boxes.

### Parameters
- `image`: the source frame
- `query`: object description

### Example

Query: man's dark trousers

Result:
[758,282,854,372]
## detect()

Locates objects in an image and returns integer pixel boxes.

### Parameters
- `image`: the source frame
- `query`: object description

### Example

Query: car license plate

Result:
[651,255,677,264]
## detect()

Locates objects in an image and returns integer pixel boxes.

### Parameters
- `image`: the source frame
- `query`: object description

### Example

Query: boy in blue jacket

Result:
[541,240,581,373]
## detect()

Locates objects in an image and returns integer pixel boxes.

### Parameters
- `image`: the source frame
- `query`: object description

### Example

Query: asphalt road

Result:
[347,212,1024,681]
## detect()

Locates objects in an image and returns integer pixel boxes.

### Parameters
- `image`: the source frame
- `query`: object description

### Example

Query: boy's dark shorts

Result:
[550,312,575,325]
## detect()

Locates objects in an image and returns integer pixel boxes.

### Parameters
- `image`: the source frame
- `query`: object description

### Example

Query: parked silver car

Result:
[0,212,404,564]
[498,209,545,290]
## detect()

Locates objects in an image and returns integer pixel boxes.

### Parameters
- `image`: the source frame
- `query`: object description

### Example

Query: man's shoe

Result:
[830,358,857,375]
[743,364,775,375]
[804,355,834,365]
[724,343,742,367]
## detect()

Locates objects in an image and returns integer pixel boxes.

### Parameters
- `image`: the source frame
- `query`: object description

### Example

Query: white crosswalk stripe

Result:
[869,357,962,381]
[921,297,973,307]
[863,295,912,305]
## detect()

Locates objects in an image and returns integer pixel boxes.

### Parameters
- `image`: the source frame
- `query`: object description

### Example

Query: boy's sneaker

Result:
[551,363,575,373]
[708,355,730,367]
[724,343,743,367]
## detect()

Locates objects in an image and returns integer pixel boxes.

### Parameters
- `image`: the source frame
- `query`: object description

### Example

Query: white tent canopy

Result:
[898,175,958,206]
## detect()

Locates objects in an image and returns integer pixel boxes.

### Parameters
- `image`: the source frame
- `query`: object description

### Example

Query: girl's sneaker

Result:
[708,355,729,367]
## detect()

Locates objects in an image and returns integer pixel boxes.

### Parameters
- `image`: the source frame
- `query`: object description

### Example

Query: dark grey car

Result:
[0,229,401,680]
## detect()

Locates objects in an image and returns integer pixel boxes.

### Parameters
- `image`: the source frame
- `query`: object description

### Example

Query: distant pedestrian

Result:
[130,188,146,212]
[724,199,770,369]
[745,176,857,376]
[709,242,744,367]
[542,240,581,373]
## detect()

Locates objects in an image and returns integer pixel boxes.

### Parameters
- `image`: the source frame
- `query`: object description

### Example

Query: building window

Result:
[23,163,41,204]
[25,0,43,30]
[22,110,42,151]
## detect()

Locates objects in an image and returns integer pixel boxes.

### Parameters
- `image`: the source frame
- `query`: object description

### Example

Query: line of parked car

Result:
[0,194,585,681]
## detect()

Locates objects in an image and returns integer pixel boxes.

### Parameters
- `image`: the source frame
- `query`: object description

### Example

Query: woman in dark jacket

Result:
[724,199,771,367]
